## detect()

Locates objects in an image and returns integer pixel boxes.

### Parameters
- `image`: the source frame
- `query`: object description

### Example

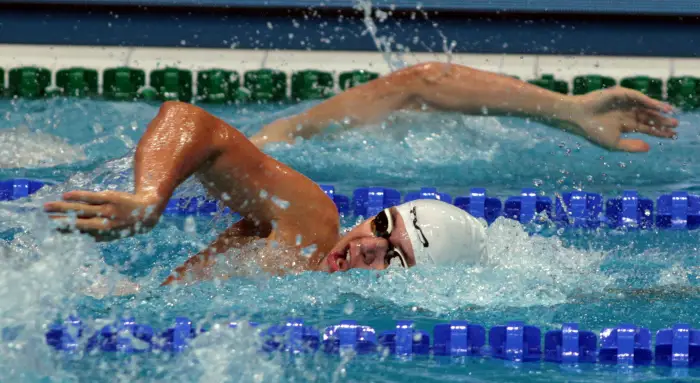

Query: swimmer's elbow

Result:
[254,119,300,146]
[158,100,191,114]
[157,101,213,123]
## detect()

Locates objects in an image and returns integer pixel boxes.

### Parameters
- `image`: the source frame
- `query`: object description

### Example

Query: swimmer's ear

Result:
[616,139,650,153]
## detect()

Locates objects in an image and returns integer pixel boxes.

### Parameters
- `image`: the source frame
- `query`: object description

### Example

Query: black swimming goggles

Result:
[370,208,409,268]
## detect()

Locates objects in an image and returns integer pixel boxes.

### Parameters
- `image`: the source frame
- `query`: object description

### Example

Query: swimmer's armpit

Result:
[160,218,270,286]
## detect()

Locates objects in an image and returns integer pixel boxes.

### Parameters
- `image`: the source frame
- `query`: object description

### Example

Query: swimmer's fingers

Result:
[62,190,119,204]
[621,117,677,139]
[615,139,651,153]
[614,111,678,152]
[640,126,677,139]
[632,109,679,136]
[617,87,675,113]
[44,201,113,218]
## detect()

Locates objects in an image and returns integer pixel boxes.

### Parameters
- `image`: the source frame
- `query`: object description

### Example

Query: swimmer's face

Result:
[317,207,417,273]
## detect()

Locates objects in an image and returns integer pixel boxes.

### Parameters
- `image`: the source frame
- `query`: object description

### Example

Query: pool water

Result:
[1,98,700,382]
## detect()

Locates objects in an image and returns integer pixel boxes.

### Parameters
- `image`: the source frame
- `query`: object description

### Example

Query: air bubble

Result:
[184,216,196,234]
[271,195,290,209]
[344,301,354,314]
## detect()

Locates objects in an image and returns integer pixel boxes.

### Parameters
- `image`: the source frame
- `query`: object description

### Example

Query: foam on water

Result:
[0,98,700,381]
[0,126,87,168]
[0,208,110,379]
[187,324,284,383]
[121,217,610,322]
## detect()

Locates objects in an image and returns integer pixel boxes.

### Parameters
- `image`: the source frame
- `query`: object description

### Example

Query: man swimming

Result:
[43,62,679,285]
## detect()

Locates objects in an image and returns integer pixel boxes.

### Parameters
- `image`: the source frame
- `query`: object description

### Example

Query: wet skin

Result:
[43,62,679,286]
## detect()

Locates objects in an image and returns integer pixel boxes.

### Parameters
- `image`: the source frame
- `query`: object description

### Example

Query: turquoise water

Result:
[1,98,700,382]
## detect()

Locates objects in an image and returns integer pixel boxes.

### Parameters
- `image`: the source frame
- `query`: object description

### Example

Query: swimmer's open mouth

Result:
[327,245,351,272]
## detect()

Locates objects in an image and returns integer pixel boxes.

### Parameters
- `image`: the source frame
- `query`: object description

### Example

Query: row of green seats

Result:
[0,66,698,109]
[0,66,380,103]
[529,74,700,110]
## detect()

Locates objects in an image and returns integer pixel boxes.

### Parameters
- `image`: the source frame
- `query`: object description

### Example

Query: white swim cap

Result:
[394,199,487,266]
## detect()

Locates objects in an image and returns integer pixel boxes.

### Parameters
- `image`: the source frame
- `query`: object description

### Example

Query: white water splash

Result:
[354,0,407,72]
[0,206,111,379]
[352,218,613,313]
[0,126,86,168]
[187,324,283,383]
[353,0,458,71]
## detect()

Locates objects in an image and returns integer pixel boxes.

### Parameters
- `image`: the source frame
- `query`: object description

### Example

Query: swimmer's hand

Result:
[566,87,678,152]
[44,191,162,241]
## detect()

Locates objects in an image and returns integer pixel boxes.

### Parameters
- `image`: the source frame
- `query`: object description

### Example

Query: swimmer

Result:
[43,62,679,285]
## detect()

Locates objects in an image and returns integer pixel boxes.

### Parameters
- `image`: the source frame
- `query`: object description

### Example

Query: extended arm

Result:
[252,62,678,152]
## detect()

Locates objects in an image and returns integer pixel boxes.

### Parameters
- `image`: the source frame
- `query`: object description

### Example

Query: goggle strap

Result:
[383,208,394,236]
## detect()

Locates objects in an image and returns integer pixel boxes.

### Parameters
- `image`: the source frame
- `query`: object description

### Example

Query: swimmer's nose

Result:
[357,238,390,267]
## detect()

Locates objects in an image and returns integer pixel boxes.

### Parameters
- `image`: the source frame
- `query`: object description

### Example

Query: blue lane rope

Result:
[45,316,700,368]
[3,178,700,230]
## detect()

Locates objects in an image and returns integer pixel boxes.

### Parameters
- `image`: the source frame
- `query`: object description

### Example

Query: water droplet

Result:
[644,209,651,217]
[618,162,627,168]
[271,195,290,209]
[532,179,543,187]
[301,244,317,258]
[295,234,302,246]
[221,193,230,201]
[344,301,354,314]
[259,189,268,199]
[184,216,196,234]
